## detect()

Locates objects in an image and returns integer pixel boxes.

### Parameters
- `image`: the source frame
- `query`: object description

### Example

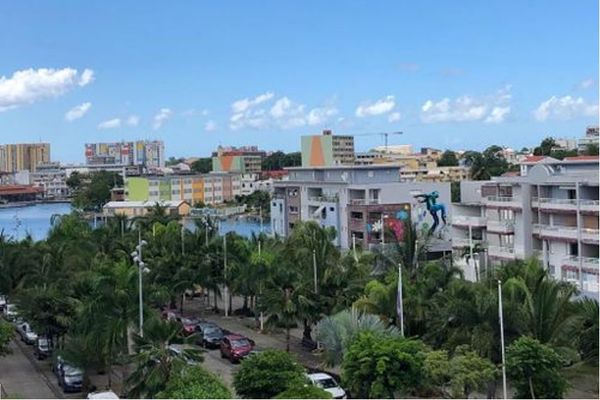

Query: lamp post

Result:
[131,232,148,337]
[498,280,508,400]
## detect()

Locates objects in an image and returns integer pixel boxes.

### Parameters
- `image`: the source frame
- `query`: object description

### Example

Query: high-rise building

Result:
[211,145,266,173]
[85,140,165,168]
[0,143,51,173]
[578,125,599,152]
[301,130,355,167]
[452,155,599,297]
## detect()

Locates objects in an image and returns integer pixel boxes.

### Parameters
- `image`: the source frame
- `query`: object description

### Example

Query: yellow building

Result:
[103,200,191,218]
[0,143,51,173]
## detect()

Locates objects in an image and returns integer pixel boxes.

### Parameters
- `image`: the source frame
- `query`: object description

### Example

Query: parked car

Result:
[34,336,52,360]
[87,390,119,399]
[307,373,347,399]
[160,307,179,321]
[167,343,203,365]
[196,322,224,348]
[220,334,254,362]
[53,355,83,393]
[16,322,38,345]
[3,303,18,321]
[178,316,201,336]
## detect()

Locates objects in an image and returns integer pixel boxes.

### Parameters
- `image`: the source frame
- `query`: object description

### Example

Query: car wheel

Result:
[220,351,225,358]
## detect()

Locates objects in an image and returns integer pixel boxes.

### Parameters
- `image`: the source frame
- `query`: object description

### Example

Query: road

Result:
[0,340,57,399]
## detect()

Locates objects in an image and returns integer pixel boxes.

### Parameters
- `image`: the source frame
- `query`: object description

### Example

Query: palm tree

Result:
[571,298,599,364]
[126,318,202,398]
[317,308,400,366]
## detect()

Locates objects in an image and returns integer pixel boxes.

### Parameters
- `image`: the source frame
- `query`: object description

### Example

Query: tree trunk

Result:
[180,293,184,313]
[286,326,290,353]
[243,296,248,311]
[528,376,536,399]
[213,290,218,312]
[302,319,312,341]
[228,292,233,314]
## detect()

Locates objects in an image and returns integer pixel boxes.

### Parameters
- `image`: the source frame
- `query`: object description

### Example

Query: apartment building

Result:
[0,143,51,173]
[270,164,451,252]
[452,156,599,296]
[301,130,355,167]
[85,140,165,169]
[30,162,70,199]
[125,172,242,206]
[212,146,266,173]
[579,125,599,152]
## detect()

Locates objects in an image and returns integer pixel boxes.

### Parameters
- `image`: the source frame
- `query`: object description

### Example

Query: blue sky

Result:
[0,0,598,162]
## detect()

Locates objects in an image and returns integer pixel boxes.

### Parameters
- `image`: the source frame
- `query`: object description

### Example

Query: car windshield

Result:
[181,318,198,325]
[231,338,250,348]
[64,368,83,378]
[316,378,338,389]
[204,327,222,336]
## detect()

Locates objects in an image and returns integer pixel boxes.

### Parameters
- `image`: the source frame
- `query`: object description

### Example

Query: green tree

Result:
[506,336,568,399]
[463,146,510,180]
[571,298,599,364]
[262,151,301,170]
[71,171,123,211]
[583,143,599,156]
[233,350,306,399]
[533,137,556,156]
[0,320,14,356]
[157,366,231,399]
[341,331,426,398]
[437,150,459,167]
[317,308,401,367]
[190,157,212,173]
[274,384,333,399]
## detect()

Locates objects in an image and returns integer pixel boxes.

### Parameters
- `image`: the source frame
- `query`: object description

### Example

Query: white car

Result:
[307,372,347,399]
[87,390,119,399]
[168,343,202,365]
[16,322,38,345]
[3,303,17,321]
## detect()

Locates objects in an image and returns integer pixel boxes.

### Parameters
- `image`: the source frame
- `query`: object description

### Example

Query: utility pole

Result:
[313,249,320,349]
[131,231,148,338]
[223,234,229,317]
[181,225,185,255]
[498,280,508,400]
[258,240,264,332]
[352,233,357,261]
[397,264,404,337]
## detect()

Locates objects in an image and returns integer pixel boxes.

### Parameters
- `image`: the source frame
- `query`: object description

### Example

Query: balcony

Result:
[580,199,600,214]
[484,196,522,209]
[532,198,600,214]
[308,194,338,203]
[562,256,599,272]
[487,245,516,260]
[452,238,483,248]
[349,198,380,205]
[486,219,515,234]
[451,216,487,228]
[533,224,600,244]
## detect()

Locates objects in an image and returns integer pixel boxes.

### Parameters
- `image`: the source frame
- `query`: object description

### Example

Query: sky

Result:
[0,0,598,163]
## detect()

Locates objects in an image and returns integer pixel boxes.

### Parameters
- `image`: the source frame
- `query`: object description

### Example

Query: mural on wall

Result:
[366,204,411,241]
[413,191,448,238]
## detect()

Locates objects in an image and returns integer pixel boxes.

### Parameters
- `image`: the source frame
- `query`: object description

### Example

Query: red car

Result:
[179,317,201,336]
[220,334,254,362]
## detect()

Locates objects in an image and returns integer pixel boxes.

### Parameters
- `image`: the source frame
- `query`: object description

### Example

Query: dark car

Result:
[53,355,83,393]
[196,322,224,348]
[220,334,254,362]
[34,336,52,360]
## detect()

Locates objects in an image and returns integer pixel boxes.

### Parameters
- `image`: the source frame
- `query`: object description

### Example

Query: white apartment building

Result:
[271,164,452,252]
[30,162,70,199]
[452,156,599,297]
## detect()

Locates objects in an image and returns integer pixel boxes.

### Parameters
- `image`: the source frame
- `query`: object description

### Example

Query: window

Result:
[330,207,334,211]
[289,206,299,214]
[351,211,363,220]
[569,242,578,256]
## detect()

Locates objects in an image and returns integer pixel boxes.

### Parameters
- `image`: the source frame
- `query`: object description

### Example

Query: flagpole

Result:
[498,279,507,399]
[398,264,404,337]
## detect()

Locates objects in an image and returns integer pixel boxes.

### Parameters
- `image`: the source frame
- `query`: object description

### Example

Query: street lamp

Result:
[131,233,149,337]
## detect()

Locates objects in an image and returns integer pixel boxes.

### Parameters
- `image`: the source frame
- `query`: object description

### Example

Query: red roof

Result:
[0,185,44,195]
[261,170,289,179]
[522,155,545,163]
[501,171,520,177]
[563,155,599,161]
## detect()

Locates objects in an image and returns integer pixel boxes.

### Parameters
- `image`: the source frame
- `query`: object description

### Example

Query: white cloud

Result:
[388,111,401,123]
[579,79,595,90]
[126,115,140,127]
[229,92,338,130]
[153,108,172,130]
[98,118,121,129]
[533,95,599,121]
[0,67,95,111]
[204,120,217,132]
[65,102,92,121]
[78,69,95,86]
[231,92,274,113]
[421,86,512,124]
[355,95,396,117]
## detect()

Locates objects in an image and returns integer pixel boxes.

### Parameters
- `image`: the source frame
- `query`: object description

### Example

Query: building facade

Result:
[0,143,51,173]
[85,140,165,169]
[579,125,599,152]
[30,162,70,199]
[452,156,599,296]
[270,165,451,251]
[301,130,355,167]
[211,146,265,173]
[125,172,242,206]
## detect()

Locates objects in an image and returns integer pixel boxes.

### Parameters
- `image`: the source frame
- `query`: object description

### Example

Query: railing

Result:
[451,216,487,227]
[452,238,483,247]
[487,219,515,233]
[349,198,380,205]
[308,195,338,203]
[484,196,522,208]
[563,256,600,270]
[532,197,600,210]
[487,245,516,258]
[486,196,516,202]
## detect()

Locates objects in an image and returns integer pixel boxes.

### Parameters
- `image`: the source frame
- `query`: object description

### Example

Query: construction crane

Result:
[352,131,403,154]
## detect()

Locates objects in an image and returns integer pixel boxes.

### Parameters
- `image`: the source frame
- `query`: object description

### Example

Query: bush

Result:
[0,320,14,356]
[274,383,332,399]
[156,366,232,399]
[341,331,427,398]
[233,350,306,398]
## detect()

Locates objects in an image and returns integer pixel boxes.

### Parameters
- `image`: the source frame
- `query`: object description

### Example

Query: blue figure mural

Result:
[414,191,446,235]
